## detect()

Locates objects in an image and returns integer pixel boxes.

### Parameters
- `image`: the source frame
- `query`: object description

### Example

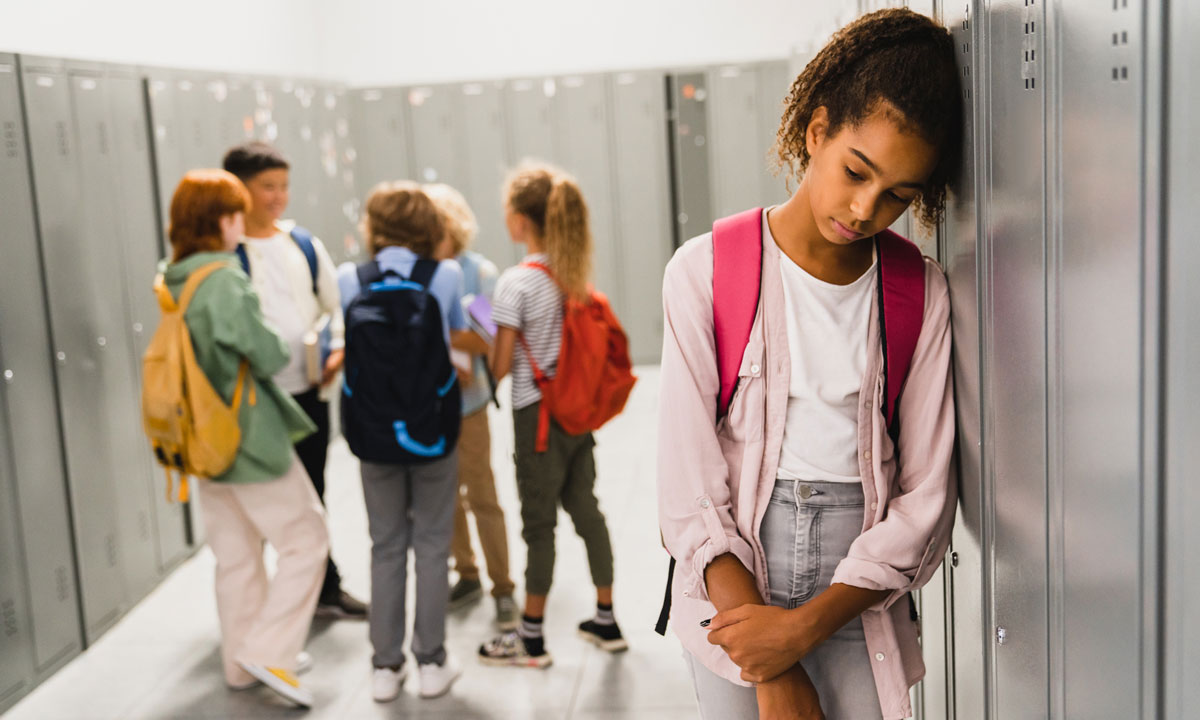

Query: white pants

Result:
[196,455,329,686]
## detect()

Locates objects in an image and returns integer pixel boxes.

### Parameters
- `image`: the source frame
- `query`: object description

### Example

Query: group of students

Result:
[152,7,965,719]
[158,143,625,709]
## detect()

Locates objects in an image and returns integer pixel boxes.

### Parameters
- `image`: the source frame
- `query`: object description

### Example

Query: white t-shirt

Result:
[771,218,877,483]
[241,231,316,394]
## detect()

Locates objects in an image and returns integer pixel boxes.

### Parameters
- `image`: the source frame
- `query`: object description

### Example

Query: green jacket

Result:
[162,252,315,484]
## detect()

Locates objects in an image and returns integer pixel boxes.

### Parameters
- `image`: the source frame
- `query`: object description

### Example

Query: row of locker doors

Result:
[0,54,192,711]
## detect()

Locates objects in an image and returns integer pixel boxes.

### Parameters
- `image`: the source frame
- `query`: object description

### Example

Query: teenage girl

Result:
[478,163,625,667]
[161,170,328,709]
[657,9,962,720]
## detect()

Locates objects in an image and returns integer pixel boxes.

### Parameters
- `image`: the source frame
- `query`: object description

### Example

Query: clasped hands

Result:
[705,603,816,684]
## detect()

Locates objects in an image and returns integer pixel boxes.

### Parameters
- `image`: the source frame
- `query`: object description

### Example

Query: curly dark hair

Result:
[774,8,963,227]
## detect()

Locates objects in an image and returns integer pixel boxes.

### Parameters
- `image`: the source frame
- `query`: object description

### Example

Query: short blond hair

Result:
[423,183,478,257]
[361,180,443,257]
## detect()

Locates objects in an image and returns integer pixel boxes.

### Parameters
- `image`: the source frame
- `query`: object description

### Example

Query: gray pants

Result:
[361,452,458,669]
[687,479,884,720]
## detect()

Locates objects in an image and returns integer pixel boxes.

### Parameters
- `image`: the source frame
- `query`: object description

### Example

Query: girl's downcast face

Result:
[803,103,938,248]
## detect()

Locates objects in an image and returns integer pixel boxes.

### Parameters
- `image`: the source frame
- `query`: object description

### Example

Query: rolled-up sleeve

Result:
[657,237,756,602]
[832,260,957,609]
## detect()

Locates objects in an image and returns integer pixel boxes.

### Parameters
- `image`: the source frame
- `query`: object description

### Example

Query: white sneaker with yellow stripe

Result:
[237,661,314,708]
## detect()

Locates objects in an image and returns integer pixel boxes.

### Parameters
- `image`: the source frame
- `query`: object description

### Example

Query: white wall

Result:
[0,0,857,85]
[0,0,335,78]
[325,0,858,87]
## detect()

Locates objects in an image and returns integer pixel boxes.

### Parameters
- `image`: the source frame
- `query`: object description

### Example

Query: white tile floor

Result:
[3,367,701,719]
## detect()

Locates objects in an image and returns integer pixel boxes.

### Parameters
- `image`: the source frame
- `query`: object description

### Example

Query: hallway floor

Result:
[5,367,701,719]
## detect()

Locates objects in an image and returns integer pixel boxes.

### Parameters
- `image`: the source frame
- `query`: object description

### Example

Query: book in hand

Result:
[465,294,497,342]
[303,314,332,385]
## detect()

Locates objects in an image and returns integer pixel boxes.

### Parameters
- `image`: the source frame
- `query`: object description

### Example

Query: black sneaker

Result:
[316,589,369,620]
[578,619,629,652]
[448,577,483,611]
[478,631,553,668]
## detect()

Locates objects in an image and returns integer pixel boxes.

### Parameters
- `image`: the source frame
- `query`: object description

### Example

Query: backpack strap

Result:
[516,260,558,454]
[234,244,250,276]
[712,208,764,420]
[173,262,229,313]
[356,260,384,289]
[289,226,320,295]
[409,257,439,290]
[875,230,926,430]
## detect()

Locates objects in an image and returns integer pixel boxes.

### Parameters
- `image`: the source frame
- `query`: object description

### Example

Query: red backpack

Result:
[518,261,638,453]
[654,207,927,635]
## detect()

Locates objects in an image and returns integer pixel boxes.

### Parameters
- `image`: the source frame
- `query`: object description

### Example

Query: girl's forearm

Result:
[787,583,890,653]
[704,553,765,612]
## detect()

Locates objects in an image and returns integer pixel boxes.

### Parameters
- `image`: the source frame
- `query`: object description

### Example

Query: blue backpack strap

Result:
[356,260,384,290]
[408,258,438,290]
[234,243,250,276]
[290,226,319,295]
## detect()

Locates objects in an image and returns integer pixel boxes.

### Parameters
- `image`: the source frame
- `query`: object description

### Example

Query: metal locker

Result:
[328,87,365,263]
[1164,1,1200,715]
[1055,0,1150,716]
[0,55,82,676]
[981,1,1050,716]
[668,71,714,246]
[458,81,517,268]
[67,61,162,603]
[312,86,349,263]
[940,4,987,718]
[273,81,321,232]
[754,60,793,208]
[609,70,673,364]
[408,84,465,189]
[0,386,34,713]
[505,78,557,167]
[145,73,184,248]
[349,87,413,192]
[107,66,190,573]
[707,64,766,220]
[21,56,128,642]
[173,73,221,169]
[553,74,623,315]
[222,78,257,148]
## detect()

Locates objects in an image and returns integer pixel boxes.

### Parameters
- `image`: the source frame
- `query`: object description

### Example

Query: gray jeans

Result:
[687,479,883,720]
[361,453,458,669]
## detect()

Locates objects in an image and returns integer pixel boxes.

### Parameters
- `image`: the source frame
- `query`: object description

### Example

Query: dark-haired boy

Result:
[222,141,368,620]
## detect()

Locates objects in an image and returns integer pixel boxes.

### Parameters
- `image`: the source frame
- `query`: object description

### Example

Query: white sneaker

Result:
[418,656,462,699]
[372,666,406,703]
[296,651,313,675]
[237,661,313,708]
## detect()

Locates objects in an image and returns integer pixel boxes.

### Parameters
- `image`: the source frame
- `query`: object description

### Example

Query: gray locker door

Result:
[312,86,354,264]
[459,81,517,268]
[409,85,464,189]
[350,87,413,192]
[145,74,183,246]
[329,88,365,262]
[707,65,765,219]
[983,1,1049,716]
[174,73,220,169]
[609,71,672,364]
[505,78,557,166]
[21,57,128,642]
[668,72,714,245]
[553,74,623,314]
[222,79,257,148]
[1055,0,1149,716]
[107,68,189,573]
[754,60,792,208]
[67,63,160,603]
[0,56,82,675]
[0,377,34,712]
[1164,0,1200,714]
[274,81,321,231]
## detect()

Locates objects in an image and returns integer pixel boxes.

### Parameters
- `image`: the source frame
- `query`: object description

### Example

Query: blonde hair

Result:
[361,180,443,257]
[423,183,478,257]
[504,162,592,300]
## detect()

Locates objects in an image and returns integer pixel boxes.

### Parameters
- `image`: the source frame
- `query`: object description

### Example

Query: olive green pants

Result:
[513,402,614,595]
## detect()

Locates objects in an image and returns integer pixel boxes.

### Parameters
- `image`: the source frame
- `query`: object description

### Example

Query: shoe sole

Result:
[477,653,554,669]
[577,629,630,653]
[448,588,484,611]
[315,605,368,620]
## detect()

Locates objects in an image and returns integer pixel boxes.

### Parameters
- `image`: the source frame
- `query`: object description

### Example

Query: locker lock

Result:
[133,322,144,334]
[97,336,107,347]
[3,370,12,384]
[56,351,67,364]
[951,552,959,567]
[996,627,1008,645]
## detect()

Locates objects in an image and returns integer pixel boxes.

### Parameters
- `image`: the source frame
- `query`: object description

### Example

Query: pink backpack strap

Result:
[712,208,763,419]
[876,229,926,428]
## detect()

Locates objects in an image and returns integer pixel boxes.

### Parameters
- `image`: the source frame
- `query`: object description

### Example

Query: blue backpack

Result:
[340,259,461,464]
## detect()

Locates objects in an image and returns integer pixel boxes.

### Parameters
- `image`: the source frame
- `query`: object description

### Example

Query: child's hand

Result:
[706,604,805,683]
[321,349,345,388]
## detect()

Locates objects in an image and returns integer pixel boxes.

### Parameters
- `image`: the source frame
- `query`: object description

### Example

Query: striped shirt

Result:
[492,253,563,410]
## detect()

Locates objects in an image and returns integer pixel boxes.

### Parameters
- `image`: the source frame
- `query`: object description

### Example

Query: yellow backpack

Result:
[141,262,255,502]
